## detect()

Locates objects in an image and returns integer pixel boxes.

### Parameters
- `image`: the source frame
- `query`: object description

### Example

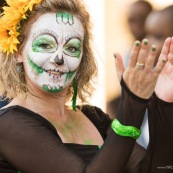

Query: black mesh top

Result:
[0,80,173,173]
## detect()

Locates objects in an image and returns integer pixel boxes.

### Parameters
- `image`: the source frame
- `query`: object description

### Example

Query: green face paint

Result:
[57,12,74,25]
[27,54,77,93]
[85,139,93,145]
[32,35,57,53]
[23,13,84,94]
[27,55,44,75]
[66,69,77,80]
[63,38,82,58]
[42,69,77,93]
[42,85,63,93]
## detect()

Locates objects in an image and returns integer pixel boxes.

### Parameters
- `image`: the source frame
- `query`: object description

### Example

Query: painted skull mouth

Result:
[46,69,66,77]
[42,84,63,93]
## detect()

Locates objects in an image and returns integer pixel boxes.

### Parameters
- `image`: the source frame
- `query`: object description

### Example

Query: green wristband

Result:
[111,119,141,139]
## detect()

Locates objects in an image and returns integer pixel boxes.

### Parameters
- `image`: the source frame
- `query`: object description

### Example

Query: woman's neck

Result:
[9,87,70,118]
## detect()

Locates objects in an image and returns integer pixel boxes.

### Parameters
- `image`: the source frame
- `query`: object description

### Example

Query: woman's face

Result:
[21,12,84,93]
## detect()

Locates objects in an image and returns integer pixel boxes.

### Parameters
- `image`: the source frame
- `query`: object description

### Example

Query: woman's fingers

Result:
[129,39,150,69]
[166,37,173,63]
[154,37,173,102]
[158,37,171,61]
[123,38,169,99]
[144,45,157,70]
[154,58,167,74]
[114,52,125,81]
[154,37,172,73]
[136,39,149,65]
[128,40,141,68]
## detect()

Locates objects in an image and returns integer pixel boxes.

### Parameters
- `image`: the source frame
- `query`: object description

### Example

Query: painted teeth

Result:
[53,76,61,79]
[48,85,51,90]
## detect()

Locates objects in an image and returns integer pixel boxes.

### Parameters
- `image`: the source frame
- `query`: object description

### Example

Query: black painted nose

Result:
[54,55,64,65]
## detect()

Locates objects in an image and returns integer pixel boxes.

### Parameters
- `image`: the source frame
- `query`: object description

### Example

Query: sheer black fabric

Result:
[145,93,173,172]
[0,80,172,173]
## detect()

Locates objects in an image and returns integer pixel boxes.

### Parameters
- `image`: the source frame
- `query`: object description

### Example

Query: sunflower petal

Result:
[0,0,43,56]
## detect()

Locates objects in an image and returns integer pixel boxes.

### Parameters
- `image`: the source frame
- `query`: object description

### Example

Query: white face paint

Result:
[22,12,84,93]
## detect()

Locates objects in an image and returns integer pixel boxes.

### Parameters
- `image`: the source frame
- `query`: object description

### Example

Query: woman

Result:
[0,0,172,172]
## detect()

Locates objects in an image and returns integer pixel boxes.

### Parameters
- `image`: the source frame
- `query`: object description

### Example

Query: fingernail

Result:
[143,39,148,45]
[152,45,156,52]
[135,41,140,47]
[162,58,167,63]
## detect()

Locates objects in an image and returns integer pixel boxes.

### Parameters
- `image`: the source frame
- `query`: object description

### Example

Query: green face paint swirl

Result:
[66,69,77,80]
[27,55,44,75]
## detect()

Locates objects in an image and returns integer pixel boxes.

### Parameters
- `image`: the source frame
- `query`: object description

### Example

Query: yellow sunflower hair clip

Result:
[0,0,43,56]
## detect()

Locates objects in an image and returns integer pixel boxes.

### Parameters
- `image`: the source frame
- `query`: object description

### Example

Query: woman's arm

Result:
[145,94,173,172]
[144,37,173,172]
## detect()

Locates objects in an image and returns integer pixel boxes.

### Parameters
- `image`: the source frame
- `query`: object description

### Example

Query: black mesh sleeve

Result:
[143,93,173,172]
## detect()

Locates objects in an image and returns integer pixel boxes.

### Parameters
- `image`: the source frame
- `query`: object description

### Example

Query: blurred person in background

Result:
[125,0,153,67]
[145,5,173,65]
[127,0,153,42]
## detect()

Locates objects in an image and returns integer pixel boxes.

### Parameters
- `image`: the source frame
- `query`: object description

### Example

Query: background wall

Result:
[84,0,106,110]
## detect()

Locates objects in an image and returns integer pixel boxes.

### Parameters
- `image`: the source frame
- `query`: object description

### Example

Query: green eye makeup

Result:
[32,35,57,53]
[63,38,82,58]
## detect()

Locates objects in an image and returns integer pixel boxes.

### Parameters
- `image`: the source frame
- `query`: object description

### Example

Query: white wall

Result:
[84,0,106,111]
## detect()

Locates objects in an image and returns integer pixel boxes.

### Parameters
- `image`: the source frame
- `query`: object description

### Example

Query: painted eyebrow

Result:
[32,29,58,40]
[65,35,82,44]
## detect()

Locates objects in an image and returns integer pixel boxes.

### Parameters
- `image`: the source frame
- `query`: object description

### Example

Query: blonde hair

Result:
[0,0,98,103]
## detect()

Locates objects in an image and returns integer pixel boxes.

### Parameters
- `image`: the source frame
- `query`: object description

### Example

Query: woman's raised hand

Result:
[154,37,173,102]
[114,38,169,99]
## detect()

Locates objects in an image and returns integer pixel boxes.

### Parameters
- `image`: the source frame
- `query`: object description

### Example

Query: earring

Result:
[16,64,23,73]
[14,55,23,73]
[72,75,79,111]
[16,63,23,73]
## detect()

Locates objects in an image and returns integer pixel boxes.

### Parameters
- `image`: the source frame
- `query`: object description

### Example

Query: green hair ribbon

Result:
[72,78,78,111]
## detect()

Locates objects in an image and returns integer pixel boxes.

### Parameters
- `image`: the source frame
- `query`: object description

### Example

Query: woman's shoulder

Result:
[0,105,38,118]
[79,104,112,122]
[0,105,23,117]
[79,104,112,140]
[0,105,57,134]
